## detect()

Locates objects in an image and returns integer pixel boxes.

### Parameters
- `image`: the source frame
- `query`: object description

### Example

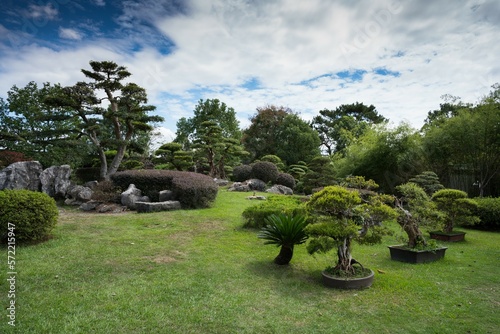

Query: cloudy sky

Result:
[0,0,499,142]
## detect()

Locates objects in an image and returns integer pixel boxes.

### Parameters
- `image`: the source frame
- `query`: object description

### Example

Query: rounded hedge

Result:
[0,190,59,243]
[111,169,218,209]
[276,173,296,190]
[232,165,252,182]
[251,161,279,184]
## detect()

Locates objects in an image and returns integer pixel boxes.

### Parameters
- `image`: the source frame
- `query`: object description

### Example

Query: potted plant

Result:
[258,213,309,265]
[429,189,480,242]
[391,182,447,263]
[305,181,396,289]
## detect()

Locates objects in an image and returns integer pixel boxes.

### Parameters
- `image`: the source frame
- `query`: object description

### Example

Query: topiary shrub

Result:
[111,170,218,209]
[431,189,479,233]
[121,159,144,170]
[472,197,500,230]
[276,173,296,190]
[242,195,306,228]
[251,161,279,184]
[232,165,252,182]
[409,171,444,196]
[0,190,58,243]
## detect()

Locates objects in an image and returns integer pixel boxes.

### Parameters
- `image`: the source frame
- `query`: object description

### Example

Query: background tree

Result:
[154,142,193,171]
[46,61,163,179]
[175,99,246,178]
[423,85,500,197]
[0,82,88,167]
[312,102,387,155]
[242,105,321,165]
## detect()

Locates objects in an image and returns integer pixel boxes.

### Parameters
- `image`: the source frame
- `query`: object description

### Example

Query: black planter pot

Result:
[429,231,466,242]
[388,245,447,264]
[321,269,374,289]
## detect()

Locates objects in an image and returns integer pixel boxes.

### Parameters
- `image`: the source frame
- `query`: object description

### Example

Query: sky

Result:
[0,0,499,145]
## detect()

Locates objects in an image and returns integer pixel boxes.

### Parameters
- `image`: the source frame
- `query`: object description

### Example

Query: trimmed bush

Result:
[232,165,252,182]
[276,173,296,190]
[111,170,218,209]
[91,180,121,203]
[242,195,306,228]
[251,161,279,184]
[473,197,500,230]
[0,190,58,243]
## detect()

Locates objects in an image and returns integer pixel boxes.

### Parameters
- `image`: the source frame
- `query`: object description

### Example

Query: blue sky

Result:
[1,0,499,144]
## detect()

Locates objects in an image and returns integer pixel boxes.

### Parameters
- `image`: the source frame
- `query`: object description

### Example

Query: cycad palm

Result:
[258,213,309,265]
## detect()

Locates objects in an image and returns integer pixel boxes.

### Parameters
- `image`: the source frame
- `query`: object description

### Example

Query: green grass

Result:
[1,190,499,333]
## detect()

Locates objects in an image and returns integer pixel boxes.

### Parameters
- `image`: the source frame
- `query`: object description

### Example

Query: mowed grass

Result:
[1,190,499,333]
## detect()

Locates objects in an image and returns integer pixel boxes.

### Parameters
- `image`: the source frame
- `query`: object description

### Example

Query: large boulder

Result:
[159,190,174,202]
[266,184,294,195]
[121,184,150,210]
[136,201,182,213]
[247,179,267,192]
[40,165,72,198]
[0,161,43,191]
[228,182,251,192]
[65,185,93,205]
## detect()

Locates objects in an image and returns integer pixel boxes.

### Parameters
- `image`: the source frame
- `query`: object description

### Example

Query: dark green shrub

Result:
[0,190,58,243]
[473,197,500,230]
[111,170,218,209]
[276,173,296,190]
[232,165,252,182]
[431,189,479,233]
[260,155,285,171]
[74,167,100,183]
[251,161,279,183]
[242,195,306,228]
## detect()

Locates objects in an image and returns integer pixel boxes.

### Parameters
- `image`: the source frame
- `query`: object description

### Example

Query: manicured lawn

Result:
[1,190,499,333]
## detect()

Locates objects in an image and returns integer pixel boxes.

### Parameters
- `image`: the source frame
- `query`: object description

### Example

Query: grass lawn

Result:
[1,190,499,333]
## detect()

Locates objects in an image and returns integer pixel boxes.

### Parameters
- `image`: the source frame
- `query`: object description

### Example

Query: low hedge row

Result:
[0,190,59,243]
[242,195,307,228]
[111,170,218,209]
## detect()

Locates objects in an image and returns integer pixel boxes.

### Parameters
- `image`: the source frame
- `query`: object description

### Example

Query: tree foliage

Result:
[312,102,387,155]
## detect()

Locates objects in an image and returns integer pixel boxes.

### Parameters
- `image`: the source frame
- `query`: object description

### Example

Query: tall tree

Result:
[46,60,163,179]
[1,82,87,167]
[175,99,246,178]
[312,102,387,155]
[423,85,500,197]
[242,105,321,165]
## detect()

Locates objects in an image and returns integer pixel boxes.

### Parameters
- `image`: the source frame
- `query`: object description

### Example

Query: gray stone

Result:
[79,200,102,211]
[67,185,93,202]
[121,184,150,210]
[227,182,251,192]
[0,161,43,191]
[266,185,293,195]
[159,190,174,201]
[214,178,229,186]
[40,165,72,198]
[96,203,125,213]
[247,179,267,191]
[246,195,267,200]
[136,201,182,213]
[83,180,98,190]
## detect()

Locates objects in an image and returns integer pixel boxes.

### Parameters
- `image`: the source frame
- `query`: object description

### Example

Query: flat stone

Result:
[136,201,182,213]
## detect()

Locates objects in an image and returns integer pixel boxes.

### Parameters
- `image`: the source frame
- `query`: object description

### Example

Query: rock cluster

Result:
[227,178,294,195]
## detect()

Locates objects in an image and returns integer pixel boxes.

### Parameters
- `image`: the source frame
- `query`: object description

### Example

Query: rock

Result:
[40,165,72,198]
[247,179,266,191]
[266,185,294,195]
[159,190,174,202]
[246,195,267,200]
[228,182,251,192]
[79,200,102,211]
[67,185,93,203]
[214,178,229,187]
[83,180,98,190]
[121,184,150,210]
[135,201,182,213]
[0,161,43,191]
[96,203,125,213]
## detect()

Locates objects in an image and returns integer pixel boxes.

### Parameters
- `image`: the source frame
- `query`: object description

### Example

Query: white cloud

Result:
[59,28,83,40]
[27,4,58,20]
[0,0,498,136]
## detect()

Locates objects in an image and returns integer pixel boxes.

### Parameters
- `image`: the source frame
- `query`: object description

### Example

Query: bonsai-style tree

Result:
[258,213,309,265]
[409,171,444,196]
[305,182,396,276]
[431,189,479,233]
[394,183,443,248]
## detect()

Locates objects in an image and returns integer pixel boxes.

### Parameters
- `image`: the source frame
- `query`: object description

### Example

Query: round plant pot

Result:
[321,269,374,289]
[388,245,447,264]
[429,231,466,242]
